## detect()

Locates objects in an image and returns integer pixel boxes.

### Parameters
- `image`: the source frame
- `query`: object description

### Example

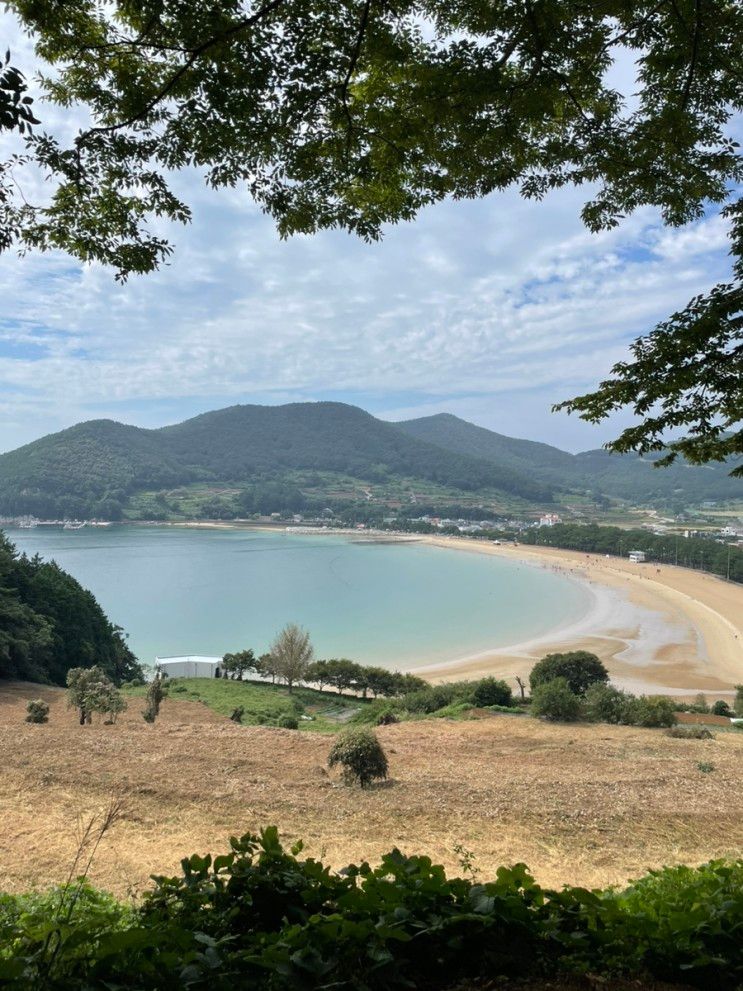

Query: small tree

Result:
[515,676,527,702]
[691,693,710,714]
[222,649,256,681]
[328,728,388,788]
[270,624,314,693]
[100,683,127,724]
[259,652,280,684]
[531,677,583,722]
[142,677,166,724]
[67,666,118,725]
[471,678,513,708]
[306,659,331,692]
[325,658,362,695]
[230,706,245,724]
[734,685,743,718]
[529,651,609,697]
[25,699,49,724]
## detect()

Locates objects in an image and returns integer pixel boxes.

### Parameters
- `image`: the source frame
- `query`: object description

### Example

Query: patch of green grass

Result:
[123,678,365,733]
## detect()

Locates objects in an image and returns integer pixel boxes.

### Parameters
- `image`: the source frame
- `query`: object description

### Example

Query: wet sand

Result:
[415,537,743,696]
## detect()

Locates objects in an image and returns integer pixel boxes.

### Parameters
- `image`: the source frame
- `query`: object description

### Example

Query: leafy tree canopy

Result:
[529,650,609,697]
[1,1,741,465]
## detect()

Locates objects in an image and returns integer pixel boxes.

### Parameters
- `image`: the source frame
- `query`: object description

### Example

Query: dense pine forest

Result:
[0,531,140,684]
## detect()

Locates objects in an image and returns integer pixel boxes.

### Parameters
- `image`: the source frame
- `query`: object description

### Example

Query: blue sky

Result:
[0,13,737,455]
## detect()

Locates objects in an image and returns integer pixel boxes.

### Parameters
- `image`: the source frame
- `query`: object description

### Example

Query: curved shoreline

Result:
[413,535,743,696]
[165,522,743,694]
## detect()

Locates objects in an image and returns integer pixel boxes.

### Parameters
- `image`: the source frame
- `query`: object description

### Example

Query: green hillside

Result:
[0,403,553,519]
[0,531,140,684]
[397,413,742,506]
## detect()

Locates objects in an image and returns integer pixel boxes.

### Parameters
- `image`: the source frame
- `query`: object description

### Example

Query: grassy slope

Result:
[123,678,366,734]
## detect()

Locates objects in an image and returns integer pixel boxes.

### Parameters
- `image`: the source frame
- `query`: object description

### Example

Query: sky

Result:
[0,13,737,455]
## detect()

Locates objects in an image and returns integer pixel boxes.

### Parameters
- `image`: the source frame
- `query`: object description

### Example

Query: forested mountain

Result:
[0,531,140,684]
[397,414,742,505]
[2,404,739,521]
[0,403,553,519]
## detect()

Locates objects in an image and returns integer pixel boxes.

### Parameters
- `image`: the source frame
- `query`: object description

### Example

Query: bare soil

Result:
[1,682,741,897]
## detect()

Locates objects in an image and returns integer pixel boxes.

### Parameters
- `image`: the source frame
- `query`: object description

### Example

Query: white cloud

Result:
[0,10,737,454]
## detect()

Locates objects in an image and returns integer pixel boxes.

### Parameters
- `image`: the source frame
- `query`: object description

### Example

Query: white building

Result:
[628,550,646,563]
[538,513,561,527]
[155,655,224,679]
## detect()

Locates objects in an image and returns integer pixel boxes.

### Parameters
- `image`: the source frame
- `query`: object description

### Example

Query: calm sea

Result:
[5,526,591,669]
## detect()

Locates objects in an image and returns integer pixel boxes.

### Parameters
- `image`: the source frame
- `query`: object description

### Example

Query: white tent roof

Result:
[156,655,223,666]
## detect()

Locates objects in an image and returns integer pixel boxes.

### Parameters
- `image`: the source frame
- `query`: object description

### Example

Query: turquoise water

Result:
[5,526,591,669]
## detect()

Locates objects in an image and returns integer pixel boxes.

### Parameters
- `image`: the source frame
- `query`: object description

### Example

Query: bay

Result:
[5,525,592,670]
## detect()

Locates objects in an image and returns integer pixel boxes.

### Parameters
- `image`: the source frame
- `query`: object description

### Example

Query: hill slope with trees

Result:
[397,413,742,505]
[0,531,140,684]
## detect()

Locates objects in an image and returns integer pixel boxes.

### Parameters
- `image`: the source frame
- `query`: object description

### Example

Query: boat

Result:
[63,521,86,530]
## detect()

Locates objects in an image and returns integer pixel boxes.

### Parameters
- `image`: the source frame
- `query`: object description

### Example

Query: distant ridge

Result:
[396,413,741,504]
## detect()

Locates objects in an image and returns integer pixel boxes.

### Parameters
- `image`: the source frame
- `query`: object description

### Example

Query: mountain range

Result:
[0,403,739,520]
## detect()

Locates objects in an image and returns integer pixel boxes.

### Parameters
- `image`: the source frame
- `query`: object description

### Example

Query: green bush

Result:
[24,699,49,724]
[470,677,512,708]
[529,651,608,696]
[328,728,388,787]
[531,677,583,722]
[583,683,631,724]
[666,726,714,739]
[230,705,245,723]
[276,714,298,729]
[401,683,464,713]
[697,761,715,773]
[623,695,677,728]
[711,699,731,717]
[376,709,400,725]
[2,832,741,990]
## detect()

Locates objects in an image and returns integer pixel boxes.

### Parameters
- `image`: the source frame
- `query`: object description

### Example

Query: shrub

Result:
[623,695,677,728]
[711,699,732,717]
[25,699,49,724]
[3,833,741,990]
[470,677,512,708]
[697,762,715,774]
[529,651,608,696]
[376,709,400,725]
[735,685,743,717]
[666,726,714,739]
[277,714,298,729]
[531,677,583,722]
[401,683,464,714]
[328,728,388,787]
[584,683,631,724]
[230,706,245,723]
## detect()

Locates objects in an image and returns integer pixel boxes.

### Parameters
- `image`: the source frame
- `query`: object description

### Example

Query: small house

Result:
[155,655,223,679]
[628,550,646,563]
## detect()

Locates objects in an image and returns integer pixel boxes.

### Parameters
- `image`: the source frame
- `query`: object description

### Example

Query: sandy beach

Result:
[414,536,743,696]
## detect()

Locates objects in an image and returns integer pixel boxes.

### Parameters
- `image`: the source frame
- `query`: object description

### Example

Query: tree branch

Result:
[680,0,701,110]
[77,0,287,143]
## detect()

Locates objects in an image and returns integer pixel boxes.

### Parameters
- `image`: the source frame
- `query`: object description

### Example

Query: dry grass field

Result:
[1,681,742,897]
